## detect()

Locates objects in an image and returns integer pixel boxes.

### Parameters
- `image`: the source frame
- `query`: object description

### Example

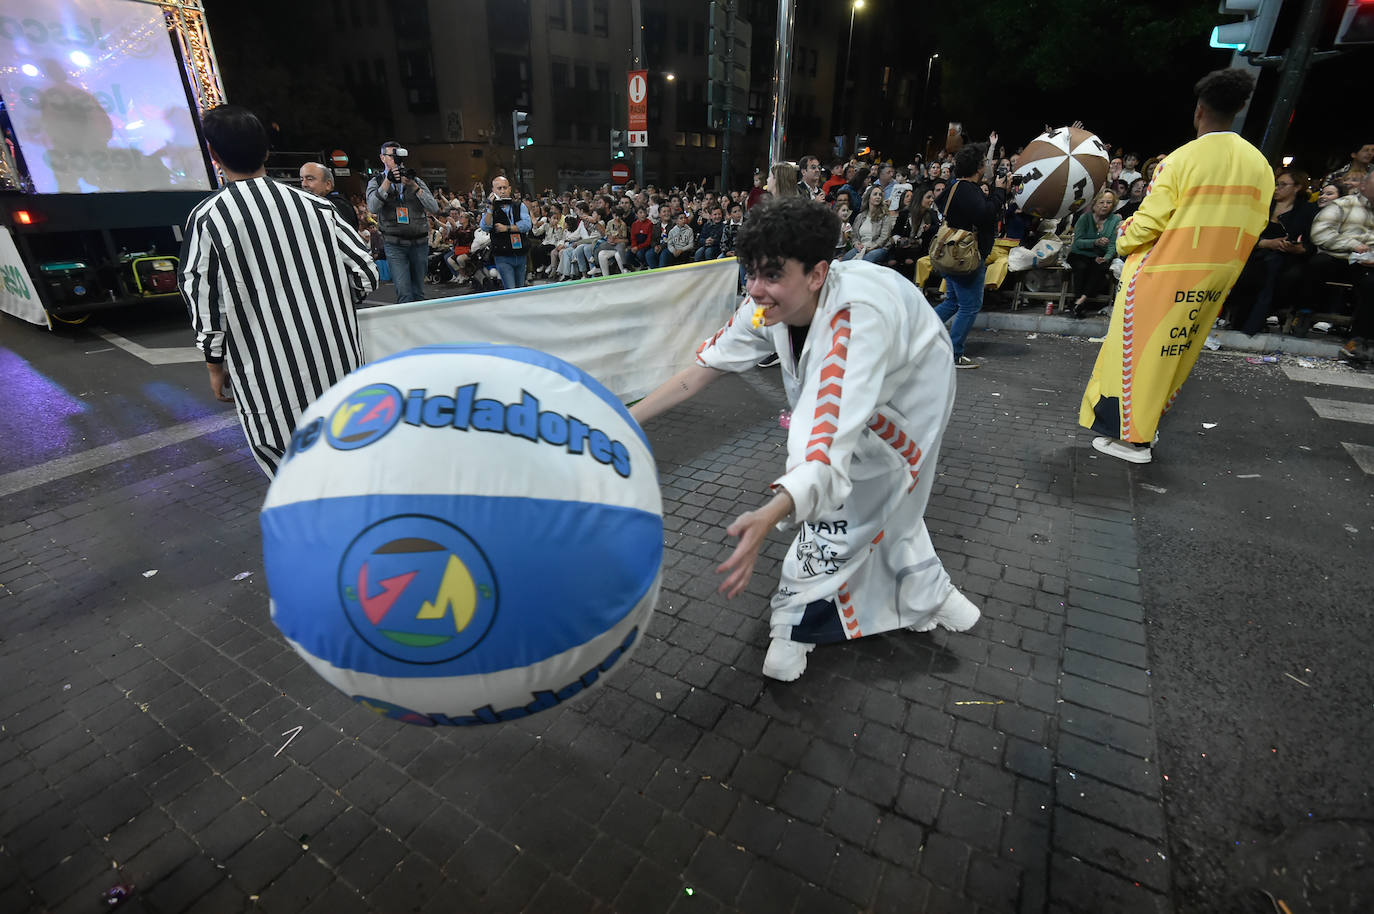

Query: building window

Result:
[595,66,610,92]
[556,119,572,142]
[692,20,704,56]
[374,58,387,83]
[551,60,569,87]
[574,64,589,89]
[689,133,702,147]
[592,0,608,37]
[706,134,717,149]
[571,0,589,34]
[674,132,687,147]
[549,0,566,30]
[675,16,688,52]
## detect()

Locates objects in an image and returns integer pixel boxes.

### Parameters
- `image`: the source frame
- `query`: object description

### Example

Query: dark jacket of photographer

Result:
[366,172,439,243]
[478,198,532,257]
[934,179,1006,261]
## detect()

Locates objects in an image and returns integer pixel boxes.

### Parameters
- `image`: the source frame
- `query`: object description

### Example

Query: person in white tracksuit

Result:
[630,197,981,681]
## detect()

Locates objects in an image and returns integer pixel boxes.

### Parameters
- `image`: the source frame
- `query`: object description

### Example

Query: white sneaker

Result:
[1092,436,1152,464]
[762,638,814,681]
[910,588,982,633]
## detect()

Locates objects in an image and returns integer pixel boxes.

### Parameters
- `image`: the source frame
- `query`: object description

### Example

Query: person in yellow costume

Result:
[1079,69,1274,464]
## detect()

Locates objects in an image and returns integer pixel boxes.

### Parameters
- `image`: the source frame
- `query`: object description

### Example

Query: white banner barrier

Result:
[359,259,741,402]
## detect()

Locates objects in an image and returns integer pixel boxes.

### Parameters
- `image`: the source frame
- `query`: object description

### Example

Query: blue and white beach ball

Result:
[260,344,663,726]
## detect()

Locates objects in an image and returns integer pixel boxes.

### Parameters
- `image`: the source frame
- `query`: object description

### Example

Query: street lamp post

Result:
[841,0,864,154]
[919,51,938,158]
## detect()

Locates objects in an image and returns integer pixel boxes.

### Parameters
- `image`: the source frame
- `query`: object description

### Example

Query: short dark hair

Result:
[953,142,988,178]
[1194,68,1255,117]
[735,197,838,274]
[798,154,819,172]
[202,105,268,174]
[379,140,402,154]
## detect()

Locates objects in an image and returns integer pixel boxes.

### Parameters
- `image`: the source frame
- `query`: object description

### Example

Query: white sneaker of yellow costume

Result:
[909,588,982,634]
[762,638,815,681]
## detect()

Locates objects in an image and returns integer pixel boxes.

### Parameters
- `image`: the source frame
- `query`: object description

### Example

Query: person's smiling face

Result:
[745,257,828,328]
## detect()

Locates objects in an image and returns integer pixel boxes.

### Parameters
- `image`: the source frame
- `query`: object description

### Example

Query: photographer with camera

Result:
[478,175,533,289]
[366,140,440,302]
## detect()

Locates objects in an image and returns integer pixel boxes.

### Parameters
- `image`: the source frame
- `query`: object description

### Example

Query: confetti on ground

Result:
[1140,484,1168,494]
[953,700,1004,706]
[1235,474,1261,479]
[233,571,253,581]
[1283,672,1311,688]
[1202,422,1218,429]
[141,570,157,578]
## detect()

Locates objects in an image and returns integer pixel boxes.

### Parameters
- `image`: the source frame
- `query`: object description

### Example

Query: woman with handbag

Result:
[930,143,1009,368]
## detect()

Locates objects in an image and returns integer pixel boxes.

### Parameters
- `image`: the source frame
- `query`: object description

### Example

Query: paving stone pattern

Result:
[1,337,1172,912]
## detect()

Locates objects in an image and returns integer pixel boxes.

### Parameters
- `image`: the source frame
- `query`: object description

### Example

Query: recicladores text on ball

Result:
[402,385,631,477]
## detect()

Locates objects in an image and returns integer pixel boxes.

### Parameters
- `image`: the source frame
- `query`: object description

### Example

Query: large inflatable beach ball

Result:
[1013,126,1110,219]
[260,344,663,726]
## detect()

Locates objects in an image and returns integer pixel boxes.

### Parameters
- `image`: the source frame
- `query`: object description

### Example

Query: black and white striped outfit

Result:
[180,177,379,476]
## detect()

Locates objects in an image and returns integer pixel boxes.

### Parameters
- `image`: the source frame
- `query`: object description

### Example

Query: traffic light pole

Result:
[719,0,735,194]
[631,0,645,188]
[1258,0,1341,160]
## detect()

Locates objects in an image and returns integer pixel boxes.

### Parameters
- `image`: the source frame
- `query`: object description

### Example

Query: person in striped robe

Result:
[179,106,378,476]
[630,198,981,682]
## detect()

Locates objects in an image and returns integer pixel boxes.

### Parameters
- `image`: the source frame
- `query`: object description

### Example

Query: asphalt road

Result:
[1127,352,1374,914]
[3,305,1372,912]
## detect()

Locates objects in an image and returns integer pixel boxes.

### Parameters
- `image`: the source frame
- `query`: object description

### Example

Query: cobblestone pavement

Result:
[1,333,1173,913]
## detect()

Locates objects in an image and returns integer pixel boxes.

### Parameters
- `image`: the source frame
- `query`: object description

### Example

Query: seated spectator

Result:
[842,185,896,264]
[834,200,854,257]
[694,206,725,260]
[887,188,936,278]
[629,207,655,267]
[718,203,744,259]
[556,214,594,280]
[1068,191,1121,317]
[1318,182,1343,206]
[665,212,695,264]
[837,166,869,218]
[597,214,631,275]
[1117,178,1148,220]
[1119,153,1142,186]
[1228,168,1315,334]
[1305,170,1374,354]
[746,171,768,209]
[530,203,559,277]
[1323,142,1373,197]
[821,160,847,200]
[445,211,477,284]
[644,208,676,268]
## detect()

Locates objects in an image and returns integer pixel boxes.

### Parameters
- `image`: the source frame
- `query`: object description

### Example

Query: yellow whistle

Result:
[752,305,765,328]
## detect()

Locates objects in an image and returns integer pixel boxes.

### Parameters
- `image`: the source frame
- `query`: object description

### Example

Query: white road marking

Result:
[93,328,203,365]
[1305,397,1374,426]
[1283,366,1374,390]
[1342,442,1374,476]
[0,414,238,497]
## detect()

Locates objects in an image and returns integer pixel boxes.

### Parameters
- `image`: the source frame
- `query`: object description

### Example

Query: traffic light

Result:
[610,129,627,159]
[1336,0,1374,44]
[1210,0,1281,54]
[512,110,532,148]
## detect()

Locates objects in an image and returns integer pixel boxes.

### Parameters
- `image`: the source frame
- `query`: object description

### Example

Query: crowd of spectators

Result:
[349,136,1372,356]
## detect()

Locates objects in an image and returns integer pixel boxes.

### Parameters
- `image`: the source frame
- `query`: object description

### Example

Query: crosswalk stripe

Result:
[1283,366,1374,391]
[0,415,239,498]
[1342,442,1374,476]
[1305,397,1374,425]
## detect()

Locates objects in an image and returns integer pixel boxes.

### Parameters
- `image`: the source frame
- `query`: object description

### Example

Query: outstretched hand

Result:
[717,509,773,598]
[715,488,796,598]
